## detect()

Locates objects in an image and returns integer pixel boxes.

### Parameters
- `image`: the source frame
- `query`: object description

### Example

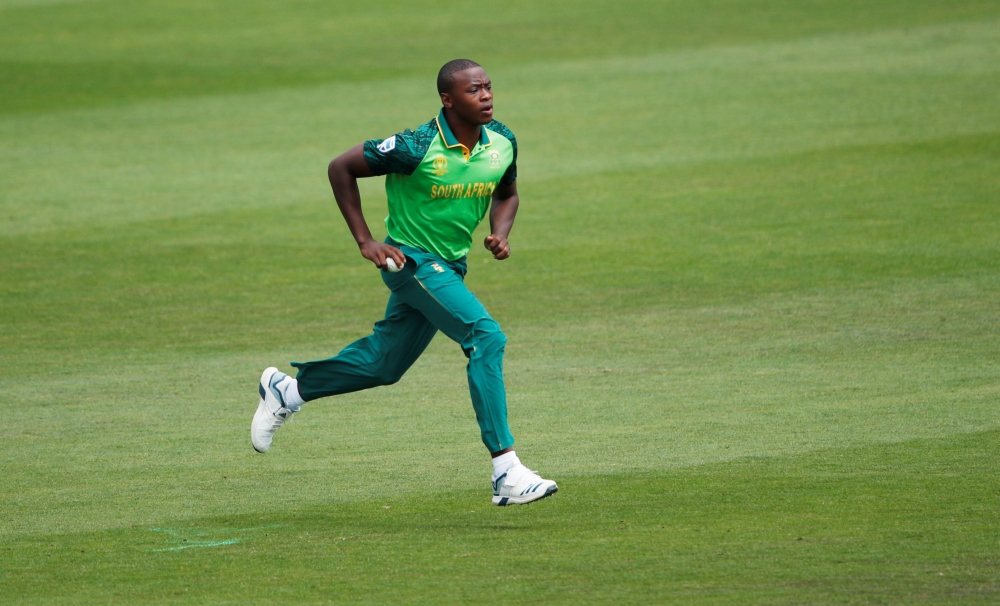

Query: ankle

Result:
[491,451,520,478]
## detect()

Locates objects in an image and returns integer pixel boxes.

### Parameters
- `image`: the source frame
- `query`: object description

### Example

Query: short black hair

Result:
[437,59,481,95]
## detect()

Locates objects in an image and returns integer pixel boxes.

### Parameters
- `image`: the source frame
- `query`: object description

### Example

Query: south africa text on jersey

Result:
[430,182,498,199]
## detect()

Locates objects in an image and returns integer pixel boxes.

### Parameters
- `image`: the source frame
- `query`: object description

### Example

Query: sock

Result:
[276,376,305,411]
[492,451,520,480]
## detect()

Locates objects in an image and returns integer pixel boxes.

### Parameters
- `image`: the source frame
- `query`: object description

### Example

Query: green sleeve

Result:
[362,120,436,176]
[487,120,518,187]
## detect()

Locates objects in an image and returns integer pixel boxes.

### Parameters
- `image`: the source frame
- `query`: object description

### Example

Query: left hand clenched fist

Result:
[484,234,510,260]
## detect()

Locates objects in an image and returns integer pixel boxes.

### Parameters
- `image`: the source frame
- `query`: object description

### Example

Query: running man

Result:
[251,59,557,506]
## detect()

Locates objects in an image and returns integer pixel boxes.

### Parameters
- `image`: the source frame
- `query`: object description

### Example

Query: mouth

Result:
[481,106,494,116]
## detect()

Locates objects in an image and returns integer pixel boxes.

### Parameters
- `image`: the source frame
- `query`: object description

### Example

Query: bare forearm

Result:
[489,193,519,238]
[328,145,375,246]
[484,181,519,260]
[327,143,405,269]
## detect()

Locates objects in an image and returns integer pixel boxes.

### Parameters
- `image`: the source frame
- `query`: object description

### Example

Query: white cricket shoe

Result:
[492,464,558,506]
[251,367,294,453]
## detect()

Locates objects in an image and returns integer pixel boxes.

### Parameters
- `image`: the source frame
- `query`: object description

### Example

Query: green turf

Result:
[2,0,999,603]
[5,433,999,603]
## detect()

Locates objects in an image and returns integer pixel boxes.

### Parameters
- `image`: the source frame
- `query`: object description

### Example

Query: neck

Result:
[443,108,481,150]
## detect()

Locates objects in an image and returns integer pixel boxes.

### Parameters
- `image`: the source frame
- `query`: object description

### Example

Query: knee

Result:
[465,318,506,356]
[484,325,507,350]
[375,367,405,386]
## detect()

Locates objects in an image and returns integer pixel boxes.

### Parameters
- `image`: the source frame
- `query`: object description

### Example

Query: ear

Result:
[440,92,453,109]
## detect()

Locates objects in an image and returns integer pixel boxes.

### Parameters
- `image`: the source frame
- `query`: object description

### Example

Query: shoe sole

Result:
[250,397,270,453]
[250,367,280,453]
[493,484,558,506]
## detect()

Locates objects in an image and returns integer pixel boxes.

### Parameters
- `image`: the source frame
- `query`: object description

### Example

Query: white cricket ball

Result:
[385,258,402,272]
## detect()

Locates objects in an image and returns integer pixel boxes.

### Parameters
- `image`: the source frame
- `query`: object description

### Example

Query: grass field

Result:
[2,0,999,603]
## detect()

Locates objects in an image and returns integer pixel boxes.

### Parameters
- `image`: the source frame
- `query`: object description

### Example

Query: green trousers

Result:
[291,241,515,453]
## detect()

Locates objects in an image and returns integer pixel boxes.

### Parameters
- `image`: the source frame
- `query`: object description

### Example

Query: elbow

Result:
[329,143,371,184]
[328,155,352,185]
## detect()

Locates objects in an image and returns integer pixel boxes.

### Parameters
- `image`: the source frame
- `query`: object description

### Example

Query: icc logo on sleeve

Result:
[377,136,396,154]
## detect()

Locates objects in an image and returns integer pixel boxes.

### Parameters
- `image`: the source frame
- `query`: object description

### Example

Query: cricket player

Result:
[251,59,557,506]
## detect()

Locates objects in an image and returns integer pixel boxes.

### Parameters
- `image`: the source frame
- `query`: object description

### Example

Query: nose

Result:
[481,88,493,101]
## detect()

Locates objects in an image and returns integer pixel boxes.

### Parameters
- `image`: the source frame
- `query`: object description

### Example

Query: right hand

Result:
[359,239,406,271]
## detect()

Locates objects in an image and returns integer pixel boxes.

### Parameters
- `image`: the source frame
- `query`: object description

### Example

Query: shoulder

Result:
[487,119,519,187]
[485,119,516,146]
[405,118,440,151]
[382,118,438,156]
[363,118,439,175]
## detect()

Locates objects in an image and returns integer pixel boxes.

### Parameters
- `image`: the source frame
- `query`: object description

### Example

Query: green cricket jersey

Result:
[363,108,517,261]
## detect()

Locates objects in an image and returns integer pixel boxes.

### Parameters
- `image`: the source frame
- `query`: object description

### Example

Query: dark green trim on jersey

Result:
[363,113,516,185]
[360,112,518,260]
[362,120,438,177]
[487,120,517,187]
[435,108,491,149]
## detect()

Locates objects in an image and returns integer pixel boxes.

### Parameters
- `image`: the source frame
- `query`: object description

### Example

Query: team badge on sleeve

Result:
[377,136,397,154]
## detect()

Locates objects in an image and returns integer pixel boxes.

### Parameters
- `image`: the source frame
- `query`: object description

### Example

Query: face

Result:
[440,67,494,125]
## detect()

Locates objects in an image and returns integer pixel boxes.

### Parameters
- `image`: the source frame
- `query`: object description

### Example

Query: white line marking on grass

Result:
[152,539,241,552]
[150,524,283,552]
